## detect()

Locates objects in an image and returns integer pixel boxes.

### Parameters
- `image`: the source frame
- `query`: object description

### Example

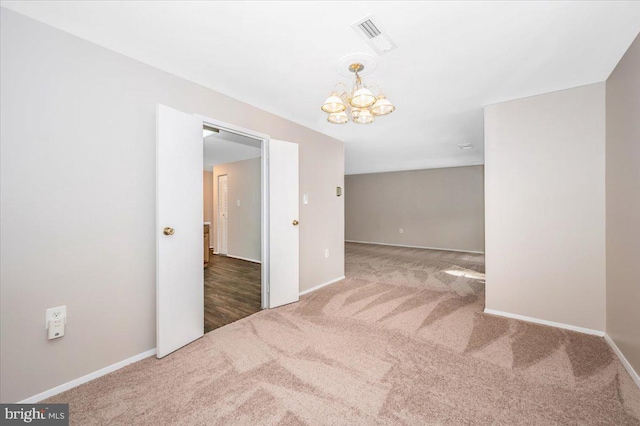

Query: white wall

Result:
[606,33,640,375]
[213,158,261,262]
[484,82,606,331]
[0,9,344,403]
[345,166,485,253]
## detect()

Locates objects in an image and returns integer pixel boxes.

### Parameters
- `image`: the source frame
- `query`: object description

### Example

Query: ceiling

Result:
[204,130,261,171]
[3,1,639,174]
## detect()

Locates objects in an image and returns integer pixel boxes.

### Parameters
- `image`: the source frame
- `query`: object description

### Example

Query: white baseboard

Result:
[483,308,605,336]
[226,254,261,264]
[299,276,345,296]
[345,240,484,254]
[18,348,156,403]
[605,334,640,389]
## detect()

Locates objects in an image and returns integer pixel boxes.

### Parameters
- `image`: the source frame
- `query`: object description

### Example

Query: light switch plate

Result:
[303,194,309,205]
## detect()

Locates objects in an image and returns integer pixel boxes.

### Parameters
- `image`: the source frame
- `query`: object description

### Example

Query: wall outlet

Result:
[236,199,241,206]
[399,228,404,234]
[46,306,66,328]
[325,249,329,258]
[46,306,66,340]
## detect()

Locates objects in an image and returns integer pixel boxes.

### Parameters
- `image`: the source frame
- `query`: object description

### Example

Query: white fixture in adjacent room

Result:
[458,143,474,150]
[202,127,218,138]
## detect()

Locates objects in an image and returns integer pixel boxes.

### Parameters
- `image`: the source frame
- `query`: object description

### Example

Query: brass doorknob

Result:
[292,220,299,226]
[163,227,175,236]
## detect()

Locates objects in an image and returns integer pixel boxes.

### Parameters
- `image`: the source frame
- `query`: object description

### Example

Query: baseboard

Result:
[226,254,261,264]
[18,348,157,403]
[605,334,640,389]
[483,308,605,336]
[299,276,345,296]
[345,240,484,254]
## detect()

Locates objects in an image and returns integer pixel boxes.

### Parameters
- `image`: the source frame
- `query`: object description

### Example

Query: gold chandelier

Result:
[321,63,395,124]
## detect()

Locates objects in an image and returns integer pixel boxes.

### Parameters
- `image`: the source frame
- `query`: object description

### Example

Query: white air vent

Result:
[352,15,397,55]
[358,19,381,39]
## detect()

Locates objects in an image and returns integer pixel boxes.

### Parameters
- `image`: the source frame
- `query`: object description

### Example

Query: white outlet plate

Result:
[303,194,309,205]
[46,305,66,329]
[399,228,404,234]
[325,249,329,258]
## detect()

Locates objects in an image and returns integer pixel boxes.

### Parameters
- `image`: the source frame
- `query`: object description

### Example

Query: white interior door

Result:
[218,174,228,255]
[156,104,204,358]
[269,139,300,308]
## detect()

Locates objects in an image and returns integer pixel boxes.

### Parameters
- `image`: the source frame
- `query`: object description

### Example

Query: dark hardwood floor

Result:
[204,254,262,333]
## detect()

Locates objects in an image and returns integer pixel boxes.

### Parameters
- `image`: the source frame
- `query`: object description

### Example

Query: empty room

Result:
[1,1,639,425]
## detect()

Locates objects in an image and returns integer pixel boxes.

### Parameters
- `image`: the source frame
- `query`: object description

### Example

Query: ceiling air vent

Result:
[358,19,381,39]
[352,15,397,55]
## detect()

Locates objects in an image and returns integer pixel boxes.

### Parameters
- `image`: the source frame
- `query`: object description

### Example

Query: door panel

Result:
[268,139,300,308]
[156,104,204,358]
[218,174,228,255]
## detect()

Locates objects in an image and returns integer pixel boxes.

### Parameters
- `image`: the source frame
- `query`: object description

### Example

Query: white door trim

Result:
[194,114,270,309]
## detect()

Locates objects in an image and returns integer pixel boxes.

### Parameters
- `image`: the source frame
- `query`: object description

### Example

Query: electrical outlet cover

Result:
[46,305,67,328]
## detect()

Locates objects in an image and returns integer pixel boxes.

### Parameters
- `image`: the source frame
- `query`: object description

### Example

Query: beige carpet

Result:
[47,242,640,425]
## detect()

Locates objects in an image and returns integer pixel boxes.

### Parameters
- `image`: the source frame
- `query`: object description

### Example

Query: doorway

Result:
[203,125,262,332]
[156,104,301,358]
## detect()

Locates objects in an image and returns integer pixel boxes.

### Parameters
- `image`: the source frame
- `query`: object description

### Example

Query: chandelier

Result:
[321,63,395,124]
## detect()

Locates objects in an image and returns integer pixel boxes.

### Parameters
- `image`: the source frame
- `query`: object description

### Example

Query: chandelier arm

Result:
[334,82,348,97]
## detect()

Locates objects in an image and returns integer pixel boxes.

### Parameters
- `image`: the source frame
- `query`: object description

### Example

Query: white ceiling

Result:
[204,130,261,171]
[3,1,639,174]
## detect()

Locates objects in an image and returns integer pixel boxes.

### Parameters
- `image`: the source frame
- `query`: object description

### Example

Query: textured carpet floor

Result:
[47,243,640,425]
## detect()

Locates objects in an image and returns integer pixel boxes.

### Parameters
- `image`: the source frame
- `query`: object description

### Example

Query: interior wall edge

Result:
[483,309,605,336]
[299,276,345,297]
[345,240,485,255]
[605,334,640,389]
[17,348,157,404]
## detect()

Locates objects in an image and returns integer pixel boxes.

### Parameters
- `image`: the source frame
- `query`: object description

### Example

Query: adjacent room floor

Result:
[47,243,640,424]
[204,255,261,333]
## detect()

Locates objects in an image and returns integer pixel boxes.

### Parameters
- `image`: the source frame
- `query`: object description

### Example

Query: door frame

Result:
[196,114,270,309]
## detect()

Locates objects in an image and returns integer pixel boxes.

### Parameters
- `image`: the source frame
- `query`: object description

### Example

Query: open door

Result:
[156,104,204,358]
[268,139,300,308]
